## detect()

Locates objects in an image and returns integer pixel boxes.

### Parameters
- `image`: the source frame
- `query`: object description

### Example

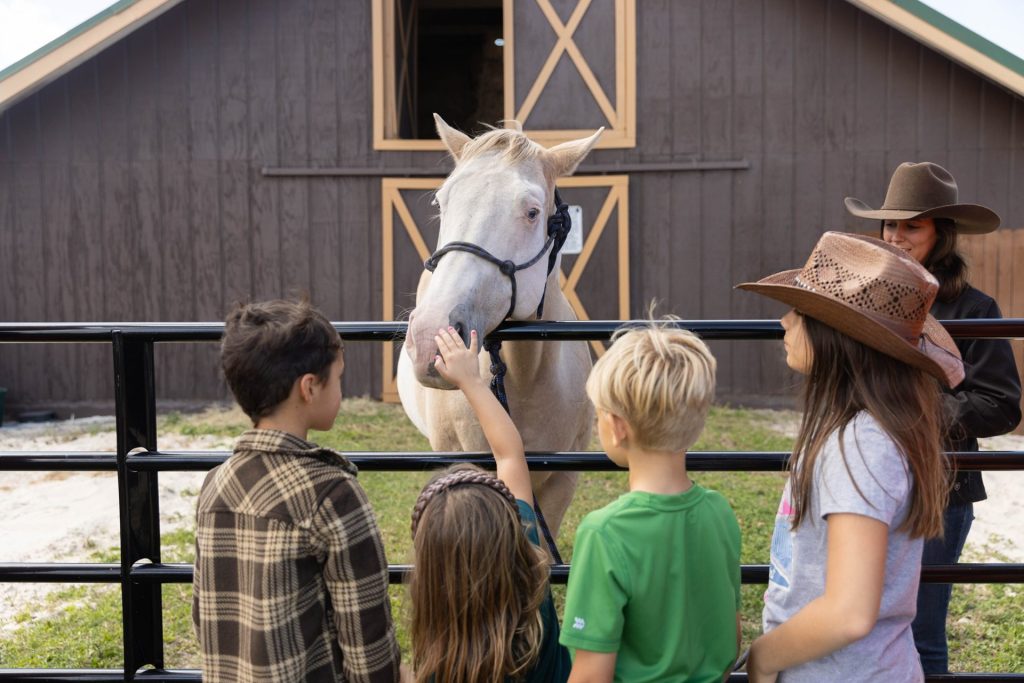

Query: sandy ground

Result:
[0,417,231,632]
[0,413,1021,630]
[965,433,1024,561]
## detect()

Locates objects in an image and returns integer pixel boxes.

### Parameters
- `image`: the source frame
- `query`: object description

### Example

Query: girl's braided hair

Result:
[410,467,520,537]
[409,464,547,683]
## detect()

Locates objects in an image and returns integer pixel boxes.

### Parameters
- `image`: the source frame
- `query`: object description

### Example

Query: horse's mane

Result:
[459,126,544,166]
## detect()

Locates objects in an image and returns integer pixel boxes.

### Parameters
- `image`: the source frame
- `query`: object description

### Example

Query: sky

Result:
[1,0,1023,73]
[921,0,1024,60]
[0,0,116,71]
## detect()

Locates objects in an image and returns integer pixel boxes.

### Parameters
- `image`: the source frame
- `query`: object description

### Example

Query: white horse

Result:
[398,114,602,539]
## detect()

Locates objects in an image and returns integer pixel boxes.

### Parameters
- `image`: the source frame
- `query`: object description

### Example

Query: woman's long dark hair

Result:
[789,314,947,539]
[881,218,968,302]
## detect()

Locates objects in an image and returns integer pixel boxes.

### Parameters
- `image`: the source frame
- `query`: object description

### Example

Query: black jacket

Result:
[932,286,1022,504]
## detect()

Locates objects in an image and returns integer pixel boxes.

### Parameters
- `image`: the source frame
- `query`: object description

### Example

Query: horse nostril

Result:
[448,305,473,347]
[448,321,469,347]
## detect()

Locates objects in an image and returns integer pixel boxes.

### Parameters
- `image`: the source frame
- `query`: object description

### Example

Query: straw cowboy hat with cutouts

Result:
[736,231,964,388]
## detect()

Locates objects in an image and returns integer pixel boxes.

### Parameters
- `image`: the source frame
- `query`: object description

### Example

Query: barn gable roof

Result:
[0,0,184,112]
[1,0,1022,115]
[846,0,1024,97]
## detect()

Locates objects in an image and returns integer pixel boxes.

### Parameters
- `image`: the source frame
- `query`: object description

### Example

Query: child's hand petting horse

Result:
[433,325,531,503]
[434,327,482,389]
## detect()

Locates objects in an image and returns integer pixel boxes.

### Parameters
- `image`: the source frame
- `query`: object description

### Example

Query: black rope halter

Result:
[422,187,571,417]
[422,188,573,563]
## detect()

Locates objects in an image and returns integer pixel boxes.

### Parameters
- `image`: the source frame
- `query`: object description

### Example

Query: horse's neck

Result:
[502,270,573,378]
[538,264,576,320]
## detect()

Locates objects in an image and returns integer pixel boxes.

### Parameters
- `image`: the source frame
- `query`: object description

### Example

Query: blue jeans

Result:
[912,502,974,674]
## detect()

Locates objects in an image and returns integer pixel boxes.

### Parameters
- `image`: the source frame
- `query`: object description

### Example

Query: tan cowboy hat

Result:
[736,232,964,388]
[844,162,1000,234]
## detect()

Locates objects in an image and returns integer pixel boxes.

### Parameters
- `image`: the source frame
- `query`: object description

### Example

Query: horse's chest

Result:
[424,389,578,452]
[423,392,487,450]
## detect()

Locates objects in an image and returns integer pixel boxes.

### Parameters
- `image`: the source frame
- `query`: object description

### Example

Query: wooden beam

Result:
[262,160,750,177]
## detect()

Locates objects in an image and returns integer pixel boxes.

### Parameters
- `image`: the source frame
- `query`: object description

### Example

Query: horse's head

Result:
[405,114,602,389]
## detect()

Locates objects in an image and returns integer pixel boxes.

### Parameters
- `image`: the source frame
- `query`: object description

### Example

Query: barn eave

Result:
[845,0,1024,98]
[0,0,185,113]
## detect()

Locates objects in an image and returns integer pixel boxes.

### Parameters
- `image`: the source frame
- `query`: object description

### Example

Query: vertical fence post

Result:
[113,331,163,677]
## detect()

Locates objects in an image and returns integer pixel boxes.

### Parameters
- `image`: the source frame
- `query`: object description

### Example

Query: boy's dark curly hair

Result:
[220,299,342,423]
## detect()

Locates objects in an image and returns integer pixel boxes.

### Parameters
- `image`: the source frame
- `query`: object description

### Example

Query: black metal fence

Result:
[0,320,1021,682]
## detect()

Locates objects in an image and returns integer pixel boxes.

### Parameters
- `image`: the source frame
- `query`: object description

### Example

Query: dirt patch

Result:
[0,418,231,630]
[968,433,1024,561]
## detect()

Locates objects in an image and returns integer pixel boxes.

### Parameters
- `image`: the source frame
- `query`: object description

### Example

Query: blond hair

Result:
[586,322,717,452]
[459,126,543,166]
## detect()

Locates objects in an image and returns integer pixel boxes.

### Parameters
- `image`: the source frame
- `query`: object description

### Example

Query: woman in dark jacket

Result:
[845,161,1022,674]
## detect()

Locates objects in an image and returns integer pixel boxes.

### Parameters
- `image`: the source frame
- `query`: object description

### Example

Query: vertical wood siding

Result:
[1,0,1022,410]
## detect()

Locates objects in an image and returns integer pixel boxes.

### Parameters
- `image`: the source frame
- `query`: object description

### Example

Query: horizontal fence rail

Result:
[0,320,1021,682]
[0,318,1021,342]
[2,449,1024,472]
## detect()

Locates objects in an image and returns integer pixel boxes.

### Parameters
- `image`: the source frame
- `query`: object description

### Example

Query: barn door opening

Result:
[381,0,504,141]
[416,0,503,137]
[391,0,418,139]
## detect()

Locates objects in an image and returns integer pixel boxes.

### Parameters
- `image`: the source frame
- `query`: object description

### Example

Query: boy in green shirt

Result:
[560,324,741,683]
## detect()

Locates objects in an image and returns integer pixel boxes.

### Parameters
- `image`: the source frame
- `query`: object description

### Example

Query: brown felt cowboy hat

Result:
[844,162,1000,234]
[736,232,964,388]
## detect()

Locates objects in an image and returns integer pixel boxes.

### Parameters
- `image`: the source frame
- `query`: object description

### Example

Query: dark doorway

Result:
[404,0,503,138]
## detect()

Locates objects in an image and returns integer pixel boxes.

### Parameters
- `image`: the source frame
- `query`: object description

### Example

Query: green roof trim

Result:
[893,0,1024,78]
[0,0,138,81]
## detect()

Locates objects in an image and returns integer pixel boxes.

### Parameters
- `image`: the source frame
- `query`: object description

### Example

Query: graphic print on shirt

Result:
[768,480,795,589]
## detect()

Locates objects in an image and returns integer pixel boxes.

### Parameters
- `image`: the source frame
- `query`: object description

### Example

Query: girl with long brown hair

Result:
[408,327,571,683]
[738,232,964,683]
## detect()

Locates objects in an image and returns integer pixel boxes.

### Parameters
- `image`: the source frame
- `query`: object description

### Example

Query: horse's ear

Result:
[545,128,604,177]
[434,113,471,160]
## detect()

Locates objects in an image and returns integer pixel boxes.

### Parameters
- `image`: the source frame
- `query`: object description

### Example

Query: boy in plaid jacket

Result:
[192,300,403,683]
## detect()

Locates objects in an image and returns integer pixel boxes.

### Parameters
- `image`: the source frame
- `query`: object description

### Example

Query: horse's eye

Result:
[527,208,540,221]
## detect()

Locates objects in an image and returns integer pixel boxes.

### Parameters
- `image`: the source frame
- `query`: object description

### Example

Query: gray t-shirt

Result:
[763,412,924,683]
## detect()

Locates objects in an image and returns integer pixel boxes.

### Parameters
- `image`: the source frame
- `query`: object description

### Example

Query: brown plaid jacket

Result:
[192,429,400,682]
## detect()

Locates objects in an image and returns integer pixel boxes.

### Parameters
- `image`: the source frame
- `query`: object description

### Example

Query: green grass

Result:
[0,585,123,667]
[2,400,1020,673]
[948,545,1024,672]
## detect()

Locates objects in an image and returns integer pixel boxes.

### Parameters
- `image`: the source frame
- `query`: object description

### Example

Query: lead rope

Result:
[484,338,510,412]
[484,338,564,565]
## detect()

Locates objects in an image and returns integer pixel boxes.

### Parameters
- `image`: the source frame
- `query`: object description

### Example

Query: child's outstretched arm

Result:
[433,327,533,503]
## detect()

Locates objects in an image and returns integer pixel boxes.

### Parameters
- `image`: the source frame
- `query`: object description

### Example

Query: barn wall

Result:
[609,0,1024,404]
[1,0,1023,412]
